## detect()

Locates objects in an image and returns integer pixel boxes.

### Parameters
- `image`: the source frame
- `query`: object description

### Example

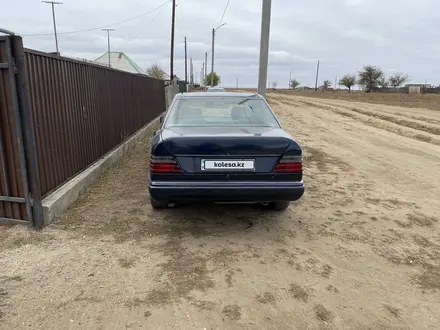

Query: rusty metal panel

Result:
[24,49,166,196]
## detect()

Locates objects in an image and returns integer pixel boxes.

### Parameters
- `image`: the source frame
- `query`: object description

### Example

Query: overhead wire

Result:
[179,0,183,16]
[115,1,170,49]
[218,0,231,27]
[21,0,171,37]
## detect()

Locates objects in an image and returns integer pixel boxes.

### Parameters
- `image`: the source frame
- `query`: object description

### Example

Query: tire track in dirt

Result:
[274,96,440,147]
[273,91,440,121]
[332,101,440,126]
[270,95,440,303]
[297,98,440,135]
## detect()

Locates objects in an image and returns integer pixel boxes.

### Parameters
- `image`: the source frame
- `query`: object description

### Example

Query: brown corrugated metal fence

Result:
[25,49,165,196]
[1,34,165,226]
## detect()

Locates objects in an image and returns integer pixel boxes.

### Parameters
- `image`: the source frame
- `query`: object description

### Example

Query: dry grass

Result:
[413,265,440,290]
[255,292,276,304]
[118,257,137,269]
[222,304,242,321]
[314,304,333,323]
[0,225,54,252]
[289,283,309,302]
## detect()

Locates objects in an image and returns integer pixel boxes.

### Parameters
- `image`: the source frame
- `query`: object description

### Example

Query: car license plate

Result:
[201,159,255,170]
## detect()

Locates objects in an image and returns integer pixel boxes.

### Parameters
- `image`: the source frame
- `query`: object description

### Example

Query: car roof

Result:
[177,92,263,98]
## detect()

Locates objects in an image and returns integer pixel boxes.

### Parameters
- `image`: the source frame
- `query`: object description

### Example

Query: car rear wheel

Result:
[150,197,168,209]
[268,201,290,211]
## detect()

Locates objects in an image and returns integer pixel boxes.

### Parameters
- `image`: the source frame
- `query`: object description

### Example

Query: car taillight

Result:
[150,156,182,173]
[274,155,303,173]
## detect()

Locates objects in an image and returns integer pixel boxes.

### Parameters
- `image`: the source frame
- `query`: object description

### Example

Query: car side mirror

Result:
[159,116,165,123]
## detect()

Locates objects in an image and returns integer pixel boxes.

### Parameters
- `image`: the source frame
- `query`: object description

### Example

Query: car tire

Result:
[150,197,168,209]
[268,201,290,211]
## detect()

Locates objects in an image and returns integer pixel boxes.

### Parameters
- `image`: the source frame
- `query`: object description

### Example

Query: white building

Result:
[94,52,145,74]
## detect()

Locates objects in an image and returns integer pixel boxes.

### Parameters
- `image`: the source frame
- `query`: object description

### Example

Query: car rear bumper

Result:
[148,181,305,202]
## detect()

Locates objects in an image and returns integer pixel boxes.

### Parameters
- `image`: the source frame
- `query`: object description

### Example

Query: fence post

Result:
[11,36,44,228]
[165,78,178,109]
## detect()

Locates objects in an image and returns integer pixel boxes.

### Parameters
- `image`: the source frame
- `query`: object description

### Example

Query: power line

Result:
[177,0,183,16]
[116,2,169,49]
[21,0,171,37]
[218,0,230,27]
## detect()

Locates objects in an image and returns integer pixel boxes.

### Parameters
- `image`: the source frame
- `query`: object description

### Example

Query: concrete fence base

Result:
[42,115,161,225]
[165,80,179,109]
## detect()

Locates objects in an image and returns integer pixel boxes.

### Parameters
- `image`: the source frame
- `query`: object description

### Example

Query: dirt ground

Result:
[286,90,440,112]
[1,93,440,329]
[232,88,440,112]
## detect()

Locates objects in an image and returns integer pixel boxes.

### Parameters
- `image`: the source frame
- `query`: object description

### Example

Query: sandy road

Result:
[1,94,440,330]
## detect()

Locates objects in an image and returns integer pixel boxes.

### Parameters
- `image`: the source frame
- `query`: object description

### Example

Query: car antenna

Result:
[237,93,258,105]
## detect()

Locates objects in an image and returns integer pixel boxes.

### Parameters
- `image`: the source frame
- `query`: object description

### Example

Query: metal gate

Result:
[178,80,187,93]
[0,31,43,227]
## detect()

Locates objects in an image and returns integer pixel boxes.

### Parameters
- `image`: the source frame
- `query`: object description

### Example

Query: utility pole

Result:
[201,62,205,86]
[211,23,226,87]
[42,1,63,55]
[335,76,338,90]
[211,28,215,86]
[170,0,176,80]
[101,28,115,68]
[257,0,272,96]
[204,51,208,84]
[315,60,320,91]
[236,77,239,89]
[194,65,197,84]
[190,58,194,85]
[184,36,188,82]
[200,67,204,87]
[289,70,292,89]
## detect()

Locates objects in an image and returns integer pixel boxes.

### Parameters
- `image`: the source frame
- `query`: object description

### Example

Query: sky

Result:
[1,0,439,88]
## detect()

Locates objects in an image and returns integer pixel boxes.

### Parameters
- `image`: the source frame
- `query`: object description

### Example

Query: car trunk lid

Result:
[161,126,294,177]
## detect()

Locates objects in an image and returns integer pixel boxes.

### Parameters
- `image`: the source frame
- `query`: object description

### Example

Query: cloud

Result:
[1,0,440,87]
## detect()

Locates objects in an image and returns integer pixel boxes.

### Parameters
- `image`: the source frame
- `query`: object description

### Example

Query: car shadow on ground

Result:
[53,197,297,245]
[143,202,289,241]
[157,203,284,233]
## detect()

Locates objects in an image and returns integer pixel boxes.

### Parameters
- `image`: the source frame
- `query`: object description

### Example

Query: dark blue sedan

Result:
[148,92,304,210]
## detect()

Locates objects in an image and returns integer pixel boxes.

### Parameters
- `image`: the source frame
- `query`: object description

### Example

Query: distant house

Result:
[64,55,107,66]
[405,83,431,88]
[160,71,171,81]
[296,86,314,91]
[94,52,145,74]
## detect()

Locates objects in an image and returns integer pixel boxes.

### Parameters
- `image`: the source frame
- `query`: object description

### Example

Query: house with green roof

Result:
[94,52,145,74]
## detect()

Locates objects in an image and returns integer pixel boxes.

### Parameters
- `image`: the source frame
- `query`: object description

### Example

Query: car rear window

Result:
[165,97,280,127]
